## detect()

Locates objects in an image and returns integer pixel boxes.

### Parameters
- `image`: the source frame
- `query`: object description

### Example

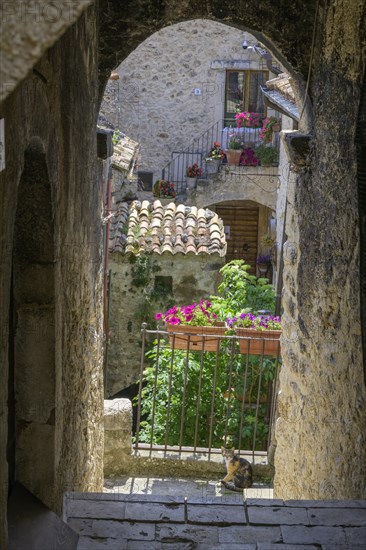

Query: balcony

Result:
[161,119,281,198]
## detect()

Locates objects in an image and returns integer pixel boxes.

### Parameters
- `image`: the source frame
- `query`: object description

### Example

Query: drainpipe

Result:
[103,163,112,331]
[97,128,114,395]
[103,162,112,396]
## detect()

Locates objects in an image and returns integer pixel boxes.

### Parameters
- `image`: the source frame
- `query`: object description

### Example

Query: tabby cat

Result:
[221,447,253,491]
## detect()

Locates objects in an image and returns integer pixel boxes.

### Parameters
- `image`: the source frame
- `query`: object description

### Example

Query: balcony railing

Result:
[134,325,281,461]
[161,119,280,195]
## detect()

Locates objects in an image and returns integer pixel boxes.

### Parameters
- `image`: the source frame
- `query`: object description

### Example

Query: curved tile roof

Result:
[109,200,227,256]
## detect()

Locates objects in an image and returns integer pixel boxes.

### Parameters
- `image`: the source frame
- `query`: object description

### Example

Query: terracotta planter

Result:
[167,324,226,352]
[235,327,281,356]
[186,177,197,189]
[226,149,242,166]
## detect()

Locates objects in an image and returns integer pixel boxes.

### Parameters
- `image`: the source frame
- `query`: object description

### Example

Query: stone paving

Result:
[63,477,366,549]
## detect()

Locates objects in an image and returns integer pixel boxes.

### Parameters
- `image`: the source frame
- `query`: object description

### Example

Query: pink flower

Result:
[155,313,163,320]
[169,317,181,325]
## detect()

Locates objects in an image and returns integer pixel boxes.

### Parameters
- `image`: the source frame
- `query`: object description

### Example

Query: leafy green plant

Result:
[112,129,122,145]
[254,145,279,166]
[209,260,276,319]
[136,342,278,450]
[135,259,279,452]
[131,255,150,287]
[228,137,242,150]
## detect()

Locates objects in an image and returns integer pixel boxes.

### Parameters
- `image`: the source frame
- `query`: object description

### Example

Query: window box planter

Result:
[235,327,281,356]
[166,324,226,352]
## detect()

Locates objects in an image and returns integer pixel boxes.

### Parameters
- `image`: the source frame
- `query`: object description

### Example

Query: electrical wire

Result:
[299,0,320,123]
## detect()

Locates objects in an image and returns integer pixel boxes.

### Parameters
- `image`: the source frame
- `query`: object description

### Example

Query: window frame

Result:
[224,69,269,124]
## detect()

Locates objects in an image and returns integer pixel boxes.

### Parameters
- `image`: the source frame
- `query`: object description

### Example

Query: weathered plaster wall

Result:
[274,1,366,499]
[107,252,224,396]
[99,20,280,182]
[0,6,104,543]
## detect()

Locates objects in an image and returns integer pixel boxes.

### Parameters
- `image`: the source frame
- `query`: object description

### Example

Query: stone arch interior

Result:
[10,138,56,508]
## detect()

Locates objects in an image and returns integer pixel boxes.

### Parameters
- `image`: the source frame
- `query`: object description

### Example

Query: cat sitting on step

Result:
[221,447,253,491]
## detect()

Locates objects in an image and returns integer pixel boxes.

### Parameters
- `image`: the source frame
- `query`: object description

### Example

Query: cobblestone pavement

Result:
[63,477,366,549]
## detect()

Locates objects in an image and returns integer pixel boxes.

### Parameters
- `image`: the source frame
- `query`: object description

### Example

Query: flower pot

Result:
[205,159,221,174]
[235,327,281,356]
[167,324,226,352]
[186,176,197,190]
[257,262,271,277]
[226,149,242,166]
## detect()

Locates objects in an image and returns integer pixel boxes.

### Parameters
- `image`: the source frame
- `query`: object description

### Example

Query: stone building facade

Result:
[99,21,292,277]
[100,21,279,182]
[1,1,366,546]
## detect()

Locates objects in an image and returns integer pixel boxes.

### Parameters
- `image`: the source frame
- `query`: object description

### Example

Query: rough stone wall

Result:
[100,20,278,182]
[274,2,366,499]
[0,0,93,102]
[189,168,278,211]
[0,6,104,543]
[98,0,316,92]
[107,252,224,396]
[104,398,132,476]
[0,8,365,549]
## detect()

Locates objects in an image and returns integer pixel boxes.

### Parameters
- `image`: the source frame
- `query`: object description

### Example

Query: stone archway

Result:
[97,2,366,500]
[11,138,56,508]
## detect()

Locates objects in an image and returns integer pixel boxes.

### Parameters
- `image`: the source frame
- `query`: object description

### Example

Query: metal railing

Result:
[161,119,281,195]
[134,325,281,461]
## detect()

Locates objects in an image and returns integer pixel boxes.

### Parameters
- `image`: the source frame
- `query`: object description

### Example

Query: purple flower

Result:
[169,316,181,325]
[155,313,163,320]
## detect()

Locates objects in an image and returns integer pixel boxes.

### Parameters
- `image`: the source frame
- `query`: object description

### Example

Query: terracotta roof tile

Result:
[266,72,295,102]
[111,134,139,173]
[262,72,299,121]
[108,201,227,256]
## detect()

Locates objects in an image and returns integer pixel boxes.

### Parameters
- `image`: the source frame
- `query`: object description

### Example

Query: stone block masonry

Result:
[64,493,366,548]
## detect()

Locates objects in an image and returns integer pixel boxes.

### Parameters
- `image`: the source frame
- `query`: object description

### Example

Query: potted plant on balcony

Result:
[155,300,226,352]
[226,313,281,356]
[254,145,279,167]
[185,163,202,189]
[259,117,281,144]
[153,179,176,205]
[226,136,242,166]
[205,141,225,174]
[240,147,260,167]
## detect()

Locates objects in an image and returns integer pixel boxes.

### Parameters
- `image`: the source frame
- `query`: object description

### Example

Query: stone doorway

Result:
[10,138,56,508]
